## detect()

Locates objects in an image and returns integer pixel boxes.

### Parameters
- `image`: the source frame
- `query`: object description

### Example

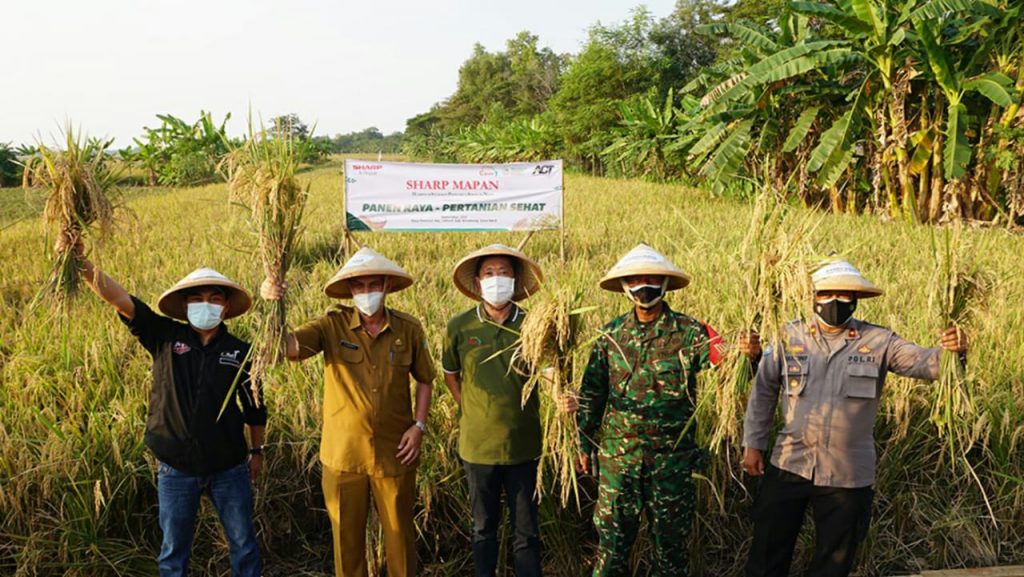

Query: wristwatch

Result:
[248,445,264,456]
[414,420,427,433]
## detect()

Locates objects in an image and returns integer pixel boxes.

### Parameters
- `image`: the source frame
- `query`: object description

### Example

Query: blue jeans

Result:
[157,461,261,577]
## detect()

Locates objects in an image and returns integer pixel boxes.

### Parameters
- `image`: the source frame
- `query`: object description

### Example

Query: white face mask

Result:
[187,302,224,330]
[480,276,515,307]
[353,291,385,316]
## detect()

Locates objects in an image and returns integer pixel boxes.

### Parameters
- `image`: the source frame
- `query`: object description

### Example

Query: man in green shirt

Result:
[442,244,545,577]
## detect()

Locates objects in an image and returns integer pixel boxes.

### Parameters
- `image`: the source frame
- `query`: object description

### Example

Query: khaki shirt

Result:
[743,318,939,488]
[294,305,436,477]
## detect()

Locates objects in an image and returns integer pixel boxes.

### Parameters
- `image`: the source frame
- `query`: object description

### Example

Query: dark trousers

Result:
[745,466,873,577]
[463,459,543,577]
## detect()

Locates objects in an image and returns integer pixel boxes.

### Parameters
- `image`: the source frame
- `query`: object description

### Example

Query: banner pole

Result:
[341,163,351,261]
[559,179,567,264]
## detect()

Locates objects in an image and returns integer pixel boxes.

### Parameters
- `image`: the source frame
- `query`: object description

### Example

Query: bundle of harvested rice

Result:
[702,187,820,456]
[930,221,990,465]
[23,126,121,301]
[516,286,594,507]
[218,119,308,410]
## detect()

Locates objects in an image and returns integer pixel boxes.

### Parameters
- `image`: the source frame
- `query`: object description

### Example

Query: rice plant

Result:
[5,164,1024,575]
[515,284,595,508]
[219,117,309,405]
[701,186,820,456]
[22,125,121,301]
[929,221,991,467]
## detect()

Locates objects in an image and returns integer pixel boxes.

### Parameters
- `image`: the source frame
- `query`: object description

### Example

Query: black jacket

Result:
[121,296,266,475]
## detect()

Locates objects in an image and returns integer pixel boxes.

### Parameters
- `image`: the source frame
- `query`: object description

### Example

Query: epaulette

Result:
[389,308,424,327]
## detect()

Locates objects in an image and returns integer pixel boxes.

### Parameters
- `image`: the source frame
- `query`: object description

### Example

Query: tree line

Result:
[401,0,1024,225]
[1,116,402,189]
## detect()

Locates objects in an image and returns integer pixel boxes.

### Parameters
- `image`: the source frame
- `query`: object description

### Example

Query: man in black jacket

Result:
[74,237,265,577]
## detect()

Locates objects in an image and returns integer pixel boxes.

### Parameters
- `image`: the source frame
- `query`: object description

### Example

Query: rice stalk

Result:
[218,117,309,410]
[702,186,820,455]
[516,286,595,508]
[22,125,121,302]
[929,220,990,468]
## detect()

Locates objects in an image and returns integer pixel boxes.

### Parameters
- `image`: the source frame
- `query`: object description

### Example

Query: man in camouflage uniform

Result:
[571,243,759,577]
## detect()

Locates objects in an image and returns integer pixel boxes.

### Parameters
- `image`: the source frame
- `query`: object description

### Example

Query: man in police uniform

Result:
[741,258,968,577]
[72,235,264,577]
[443,244,545,577]
[573,243,758,577]
[261,247,435,577]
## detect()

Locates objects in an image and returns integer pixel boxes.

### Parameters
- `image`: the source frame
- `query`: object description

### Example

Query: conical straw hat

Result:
[158,267,252,321]
[599,243,691,292]
[811,259,883,298]
[452,244,543,302]
[324,247,414,299]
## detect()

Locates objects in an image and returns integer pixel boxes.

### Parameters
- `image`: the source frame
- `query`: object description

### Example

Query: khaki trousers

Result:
[321,466,416,577]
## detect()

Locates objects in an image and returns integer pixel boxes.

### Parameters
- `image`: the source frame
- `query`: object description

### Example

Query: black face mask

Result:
[815,298,857,327]
[628,284,665,309]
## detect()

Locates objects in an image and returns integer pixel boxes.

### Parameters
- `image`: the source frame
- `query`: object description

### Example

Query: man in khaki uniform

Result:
[741,259,968,577]
[262,247,435,577]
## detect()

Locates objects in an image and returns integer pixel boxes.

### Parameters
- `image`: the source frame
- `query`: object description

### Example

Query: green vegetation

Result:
[0,142,21,187]
[120,111,232,186]
[405,0,1024,225]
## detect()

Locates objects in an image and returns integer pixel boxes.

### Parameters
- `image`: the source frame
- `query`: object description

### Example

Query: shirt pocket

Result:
[783,355,810,396]
[652,348,689,398]
[338,343,365,365]
[390,343,412,367]
[844,363,880,399]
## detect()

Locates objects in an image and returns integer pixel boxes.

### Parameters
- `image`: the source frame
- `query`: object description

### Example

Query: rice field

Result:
[1,156,1023,576]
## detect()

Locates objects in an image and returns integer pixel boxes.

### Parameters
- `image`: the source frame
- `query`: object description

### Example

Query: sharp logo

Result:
[352,164,383,171]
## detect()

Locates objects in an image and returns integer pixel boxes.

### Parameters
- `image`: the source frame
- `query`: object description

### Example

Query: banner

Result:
[344,160,563,232]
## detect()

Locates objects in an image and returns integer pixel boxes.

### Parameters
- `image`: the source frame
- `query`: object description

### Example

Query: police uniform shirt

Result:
[743,318,939,488]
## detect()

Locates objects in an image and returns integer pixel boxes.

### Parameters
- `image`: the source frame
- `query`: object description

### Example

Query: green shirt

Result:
[442,304,541,465]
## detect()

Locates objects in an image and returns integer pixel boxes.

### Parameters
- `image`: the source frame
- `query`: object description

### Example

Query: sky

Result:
[1,0,678,148]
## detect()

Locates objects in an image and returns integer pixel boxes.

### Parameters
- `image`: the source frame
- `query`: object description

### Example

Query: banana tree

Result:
[601,89,696,180]
[683,10,862,201]
[910,0,1016,219]
[788,0,931,220]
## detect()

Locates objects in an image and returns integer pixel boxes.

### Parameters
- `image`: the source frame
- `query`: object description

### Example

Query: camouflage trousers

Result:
[592,447,698,577]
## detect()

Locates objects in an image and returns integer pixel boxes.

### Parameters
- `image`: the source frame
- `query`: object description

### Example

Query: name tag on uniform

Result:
[340,340,360,350]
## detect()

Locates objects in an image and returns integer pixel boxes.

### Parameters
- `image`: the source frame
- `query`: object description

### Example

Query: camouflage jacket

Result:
[578,305,716,459]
